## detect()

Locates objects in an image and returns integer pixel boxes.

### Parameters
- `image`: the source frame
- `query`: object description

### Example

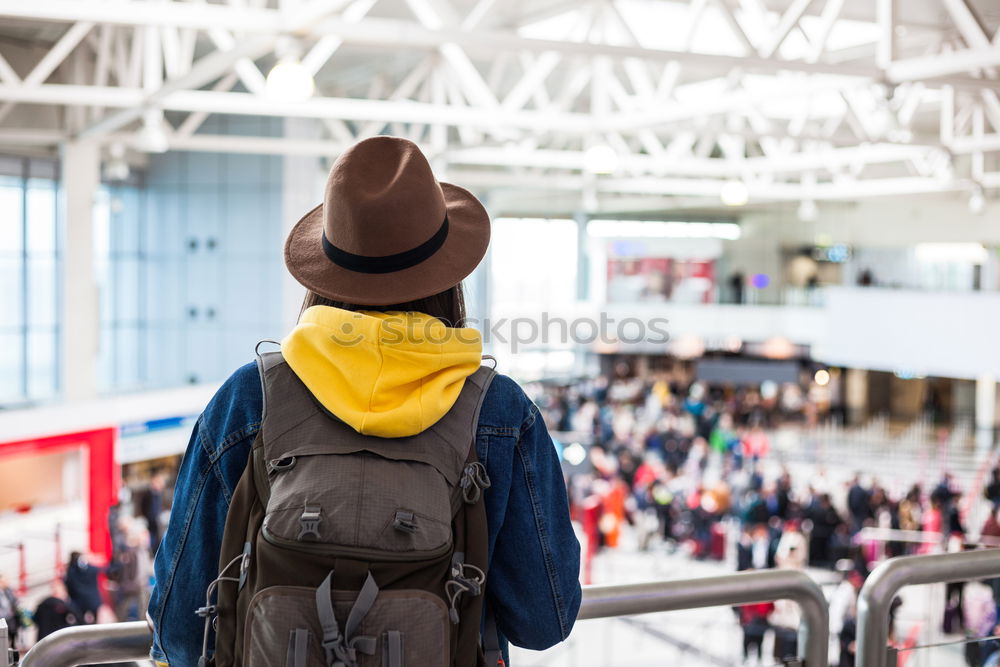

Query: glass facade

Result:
[95,181,147,392]
[0,156,60,406]
[93,114,286,393]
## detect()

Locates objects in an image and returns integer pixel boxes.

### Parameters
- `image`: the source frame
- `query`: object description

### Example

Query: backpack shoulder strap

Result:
[255,350,324,449]
[254,348,285,422]
[447,365,497,666]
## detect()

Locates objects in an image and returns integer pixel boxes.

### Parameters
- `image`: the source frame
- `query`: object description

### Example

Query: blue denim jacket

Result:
[148,362,582,665]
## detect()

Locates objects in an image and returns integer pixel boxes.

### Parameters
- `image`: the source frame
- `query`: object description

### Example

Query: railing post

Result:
[857,549,1000,667]
[0,618,9,667]
[54,523,63,580]
[17,543,26,597]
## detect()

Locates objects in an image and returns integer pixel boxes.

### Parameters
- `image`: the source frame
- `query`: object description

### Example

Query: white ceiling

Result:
[0,0,998,215]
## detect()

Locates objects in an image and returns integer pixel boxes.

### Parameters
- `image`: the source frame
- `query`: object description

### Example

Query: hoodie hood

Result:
[280,306,483,438]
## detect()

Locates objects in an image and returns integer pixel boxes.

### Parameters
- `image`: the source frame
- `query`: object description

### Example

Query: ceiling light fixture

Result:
[266,39,315,102]
[969,187,986,215]
[797,199,818,222]
[720,179,750,207]
[133,109,169,153]
[102,143,130,182]
[266,57,316,102]
[583,144,619,175]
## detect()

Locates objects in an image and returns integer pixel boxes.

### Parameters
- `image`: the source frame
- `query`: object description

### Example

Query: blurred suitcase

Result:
[710,522,726,560]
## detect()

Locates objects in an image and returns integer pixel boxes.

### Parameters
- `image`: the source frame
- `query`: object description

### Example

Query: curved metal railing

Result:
[19,621,152,667]
[856,548,1000,667]
[20,570,830,666]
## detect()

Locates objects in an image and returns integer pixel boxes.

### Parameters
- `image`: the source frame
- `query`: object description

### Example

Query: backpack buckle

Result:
[460,462,491,504]
[392,511,418,534]
[268,456,297,474]
[446,553,486,624]
[298,505,322,540]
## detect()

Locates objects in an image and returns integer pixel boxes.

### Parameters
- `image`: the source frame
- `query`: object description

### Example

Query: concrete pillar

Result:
[845,368,868,425]
[473,243,492,353]
[976,375,997,454]
[60,140,101,401]
[981,246,999,292]
[280,119,324,331]
[575,210,589,301]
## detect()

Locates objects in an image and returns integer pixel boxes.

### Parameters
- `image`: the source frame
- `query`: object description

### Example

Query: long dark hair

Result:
[300,284,466,328]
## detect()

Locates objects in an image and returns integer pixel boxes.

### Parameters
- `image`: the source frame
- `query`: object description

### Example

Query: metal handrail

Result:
[19,621,152,667]
[21,571,830,666]
[580,569,829,667]
[856,548,1000,667]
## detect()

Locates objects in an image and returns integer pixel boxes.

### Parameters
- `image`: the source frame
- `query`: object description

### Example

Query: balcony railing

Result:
[17,569,830,667]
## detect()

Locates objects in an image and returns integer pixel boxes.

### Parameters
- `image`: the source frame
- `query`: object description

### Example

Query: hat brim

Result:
[284,182,491,306]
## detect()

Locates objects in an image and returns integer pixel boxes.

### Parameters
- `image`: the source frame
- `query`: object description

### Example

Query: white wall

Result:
[819,287,1000,379]
[739,194,1000,247]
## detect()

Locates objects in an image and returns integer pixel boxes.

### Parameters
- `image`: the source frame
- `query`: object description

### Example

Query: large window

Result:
[0,156,60,406]
[95,181,146,392]
[489,218,579,379]
[490,218,578,309]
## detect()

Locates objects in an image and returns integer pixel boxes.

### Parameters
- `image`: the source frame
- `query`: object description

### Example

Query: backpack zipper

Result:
[261,524,453,562]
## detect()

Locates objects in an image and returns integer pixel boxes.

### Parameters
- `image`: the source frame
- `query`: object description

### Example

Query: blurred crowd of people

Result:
[0,485,163,656]
[537,366,1000,667]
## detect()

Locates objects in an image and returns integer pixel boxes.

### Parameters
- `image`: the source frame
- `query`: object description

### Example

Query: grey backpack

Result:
[208,351,498,667]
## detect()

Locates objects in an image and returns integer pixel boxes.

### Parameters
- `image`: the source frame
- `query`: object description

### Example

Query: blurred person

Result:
[683,383,706,418]
[944,534,968,634]
[947,490,967,536]
[981,507,1000,612]
[741,422,770,463]
[598,476,629,549]
[148,137,581,667]
[728,271,746,304]
[738,601,773,665]
[771,521,806,661]
[897,485,922,533]
[0,575,19,646]
[33,580,80,640]
[829,568,866,667]
[774,469,793,521]
[709,412,737,460]
[847,473,871,534]
[111,526,152,622]
[806,492,842,568]
[932,472,959,513]
[740,477,770,527]
[921,496,945,554]
[649,479,676,543]
[63,552,103,625]
[140,470,167,554]
[774,519,808,570]
[684,436,709,484]
[737,523,774,571]
[986,467,1000,510]
[830,523,855,565]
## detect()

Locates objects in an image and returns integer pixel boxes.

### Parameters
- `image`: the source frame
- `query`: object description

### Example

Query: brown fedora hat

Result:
[285,136,490,306]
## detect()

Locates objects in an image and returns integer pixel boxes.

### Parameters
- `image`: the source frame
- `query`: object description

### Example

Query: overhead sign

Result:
[117,416,197,464]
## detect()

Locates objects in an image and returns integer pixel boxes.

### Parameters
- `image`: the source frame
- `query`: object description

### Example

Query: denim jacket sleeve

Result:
[147,362,262,666]
[477,375,582,651]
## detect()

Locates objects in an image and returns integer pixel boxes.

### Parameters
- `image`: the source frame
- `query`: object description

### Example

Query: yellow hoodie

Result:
[280,306,483,438]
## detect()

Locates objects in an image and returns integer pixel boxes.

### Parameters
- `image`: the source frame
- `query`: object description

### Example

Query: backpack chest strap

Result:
[315,570,379,667]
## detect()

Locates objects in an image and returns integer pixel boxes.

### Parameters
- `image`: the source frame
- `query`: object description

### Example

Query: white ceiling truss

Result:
[0,0,999,210]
